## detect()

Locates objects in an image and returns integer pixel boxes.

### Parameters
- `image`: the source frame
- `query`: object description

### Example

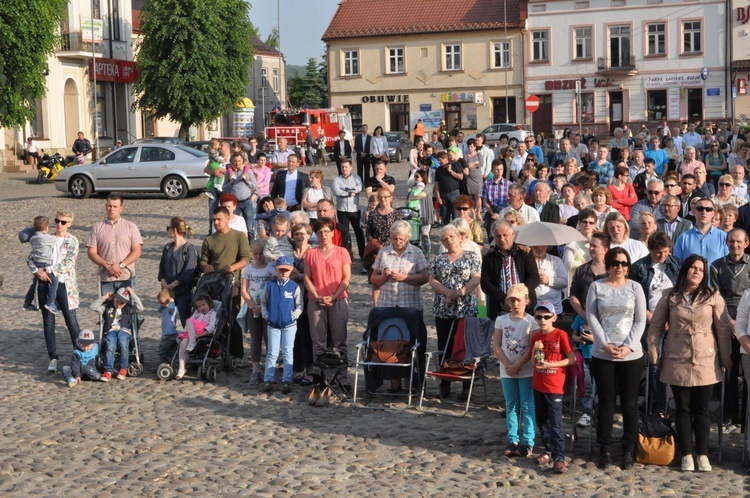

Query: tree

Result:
[318,51,329,108]
[265,28,279,49]
[288,56,328,109]
[0,0,67,127]
[133,0,255,138]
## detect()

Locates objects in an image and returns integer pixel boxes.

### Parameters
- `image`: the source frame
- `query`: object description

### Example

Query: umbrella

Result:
[513,221,586,246]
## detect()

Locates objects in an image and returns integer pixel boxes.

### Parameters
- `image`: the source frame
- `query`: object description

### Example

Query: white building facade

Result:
[525,0,727,136]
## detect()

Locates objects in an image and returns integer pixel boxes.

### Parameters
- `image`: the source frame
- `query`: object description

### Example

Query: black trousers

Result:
[337,210,365,259]
[591,356,643,452]
[357,154,371,185]
[672,384,714,456]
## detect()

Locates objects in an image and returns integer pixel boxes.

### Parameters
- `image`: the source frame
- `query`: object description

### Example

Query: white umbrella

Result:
[513,221,586,246]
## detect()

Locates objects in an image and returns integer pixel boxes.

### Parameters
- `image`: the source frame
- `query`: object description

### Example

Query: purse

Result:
[370,340,410,364]
[635,414,676,466]
[440,359,475,376]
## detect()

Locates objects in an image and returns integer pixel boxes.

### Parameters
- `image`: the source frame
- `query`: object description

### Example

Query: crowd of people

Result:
[21,121,750,474]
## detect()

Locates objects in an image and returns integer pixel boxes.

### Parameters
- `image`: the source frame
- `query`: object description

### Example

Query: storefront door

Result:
[687,89,703,123]
[533,95,553,135]
[389,104,410,132]
[609,91,624,134]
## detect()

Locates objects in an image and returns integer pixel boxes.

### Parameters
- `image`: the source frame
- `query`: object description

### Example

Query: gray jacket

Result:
[29,232,56,267]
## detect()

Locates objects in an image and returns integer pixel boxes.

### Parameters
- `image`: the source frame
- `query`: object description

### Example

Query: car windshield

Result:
[177,145,207,157]
[384,132,401,143]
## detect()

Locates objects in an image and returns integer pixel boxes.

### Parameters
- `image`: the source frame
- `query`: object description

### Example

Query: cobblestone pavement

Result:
[0,162,748,496]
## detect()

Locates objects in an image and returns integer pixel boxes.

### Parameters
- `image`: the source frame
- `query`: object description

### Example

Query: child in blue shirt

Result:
[571,315,594,428]
[261,256,303,395]
[61,329,104,387]
[157,289,179,364]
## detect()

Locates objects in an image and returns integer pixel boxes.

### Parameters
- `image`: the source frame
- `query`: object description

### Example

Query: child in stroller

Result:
[96,286,143,381]
[175,293,218,379]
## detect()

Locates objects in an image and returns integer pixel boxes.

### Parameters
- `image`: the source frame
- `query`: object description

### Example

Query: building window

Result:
[112,6,121,41]
[575,27,592,59]
[344,104,362,132]
[532,30,549,62]
[343,50,359,76]
[261,68,267,88]
[647,23,666,55]
[93,0,101,19]
[647,90,668,120]
[577,93,594,123]
[493,41,511,68]
[272,69,278,92]
[444,44,461,71]
[609,25,631,68]
[388,47,405,73]
[683,21,702,54]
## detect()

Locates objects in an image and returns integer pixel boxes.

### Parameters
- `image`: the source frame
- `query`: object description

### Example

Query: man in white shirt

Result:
[509,142,528,180]
[571,134,589,162]
[270,138,293,170]
[500,184,540,224]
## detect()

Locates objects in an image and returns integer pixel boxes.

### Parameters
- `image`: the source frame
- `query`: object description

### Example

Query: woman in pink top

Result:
[608,164,638,221]
[252,153,272,197]
[303,217,353,389]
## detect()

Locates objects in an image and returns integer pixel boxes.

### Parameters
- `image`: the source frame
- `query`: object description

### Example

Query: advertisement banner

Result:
[89,59,138,84]
[81,18,104,43]
[410,110,443,130]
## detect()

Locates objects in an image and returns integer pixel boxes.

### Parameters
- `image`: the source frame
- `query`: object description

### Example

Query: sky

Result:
[248,0,341,66]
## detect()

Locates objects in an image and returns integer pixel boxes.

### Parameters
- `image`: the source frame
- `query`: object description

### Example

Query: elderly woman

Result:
[649,255,732,472]
[158,217,197,326]
[303,217,353,390]
[32,210,81,372]
[563,207,597,293]
[605,211,648,262]
[212,193,247,234]
[636,211,658,246]
[429,224,481,400]
[454,194,484,246]
[302,169,334,220]
[291,222,313,384]
[590,187,618,230]
[371,220,429,309]
[586,247,647,471]
[503,210,525,227]
[678,146,705,177]
[711,174,747,208]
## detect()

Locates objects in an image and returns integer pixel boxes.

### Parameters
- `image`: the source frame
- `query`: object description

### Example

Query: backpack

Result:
[162,242,199,289]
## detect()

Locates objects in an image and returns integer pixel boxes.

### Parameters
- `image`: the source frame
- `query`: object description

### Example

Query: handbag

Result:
[440,359,475,376]
[370,340,410,364]
[635,414,676,466]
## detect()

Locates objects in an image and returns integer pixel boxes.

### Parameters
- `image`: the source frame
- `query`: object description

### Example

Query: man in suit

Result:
[354,124,372,185]
[269,154,310,211]
[331,129,352,175]
[657,195,693,243]
[532,182,560,224]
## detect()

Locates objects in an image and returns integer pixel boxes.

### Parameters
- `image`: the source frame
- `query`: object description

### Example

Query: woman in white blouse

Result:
[369,126,389,171]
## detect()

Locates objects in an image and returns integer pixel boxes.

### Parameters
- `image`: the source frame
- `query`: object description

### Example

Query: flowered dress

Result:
[366,209,401,244]
[431,250,481,319]
[27,233,79,310]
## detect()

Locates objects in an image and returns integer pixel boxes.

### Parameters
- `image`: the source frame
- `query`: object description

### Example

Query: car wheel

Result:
[396,150,402,163]
[69,175,92,199]
[509,138,519,147]
[162,175,188,200]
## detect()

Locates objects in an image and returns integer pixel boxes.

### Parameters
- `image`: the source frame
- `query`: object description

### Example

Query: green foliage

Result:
[133,0,256,137]
[265,28,279,49]
[288,54,328,109]
[0,0,67,127]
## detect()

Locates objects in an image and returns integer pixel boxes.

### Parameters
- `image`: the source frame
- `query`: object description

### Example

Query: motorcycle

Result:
[36,152,75,183]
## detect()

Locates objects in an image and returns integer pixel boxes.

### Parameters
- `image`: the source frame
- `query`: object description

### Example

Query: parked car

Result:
[185,139,252,154]
[384,131,413,162]
[133,137,187,145]
[464,123,533,147]
[54,144,209,200]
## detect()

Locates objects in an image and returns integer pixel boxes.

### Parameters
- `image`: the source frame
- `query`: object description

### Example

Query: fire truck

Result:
[264,107,352,151]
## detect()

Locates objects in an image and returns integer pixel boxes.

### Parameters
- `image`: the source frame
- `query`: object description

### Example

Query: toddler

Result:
[261,256,303,394]
[492,284,538,458]
[61,329,104,387]
[241,240,277,384]
[263,215,295,262]
[175,293,217,379]
[407,170,426,214]
[97,286,144,381]
[22,216,60,313]
[204,138,225,200]
[257,197,291,238]
[157,289,180,364]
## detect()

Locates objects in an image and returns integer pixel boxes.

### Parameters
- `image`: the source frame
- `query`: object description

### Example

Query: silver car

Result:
[54,144,209,200]
[465,123,533,147]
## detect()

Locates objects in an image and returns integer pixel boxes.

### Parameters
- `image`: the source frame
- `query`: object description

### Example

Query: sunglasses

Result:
[456,207,471,211]
[166,226,173,231]
[695,206,715,212]
[719,183,733,187]
[610,261,630,268]
[54,218,70,225]
[534,314,555,320]
[664,184,677,188]
[647,190,662,195]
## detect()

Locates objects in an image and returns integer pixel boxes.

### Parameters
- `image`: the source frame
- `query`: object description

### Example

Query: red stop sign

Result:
[526,95,540,113]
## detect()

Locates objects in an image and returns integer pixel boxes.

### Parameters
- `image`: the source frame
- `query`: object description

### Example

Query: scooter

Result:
[36,152,75,183]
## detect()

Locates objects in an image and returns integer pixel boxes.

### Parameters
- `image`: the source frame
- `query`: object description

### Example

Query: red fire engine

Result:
[265,108,352,150]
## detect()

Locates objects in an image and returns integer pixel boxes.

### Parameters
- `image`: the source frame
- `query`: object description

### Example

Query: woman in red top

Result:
[608,165,638,221]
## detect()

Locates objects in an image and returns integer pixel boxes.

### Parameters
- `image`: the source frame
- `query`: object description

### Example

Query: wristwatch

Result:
[119,262,125,269]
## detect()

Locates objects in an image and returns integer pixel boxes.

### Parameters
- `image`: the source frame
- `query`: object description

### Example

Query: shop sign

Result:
[543,77,616,91]
[360,94,409,103]
[737,6,750,25]
[643,74,703,88]
[441,92,475,102]
[706,88,721,96]
[420,104,432,111]
[89,58,138,84]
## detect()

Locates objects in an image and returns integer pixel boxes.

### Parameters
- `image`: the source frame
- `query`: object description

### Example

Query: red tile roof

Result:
[251,35,284,58]
[323,0,525,41]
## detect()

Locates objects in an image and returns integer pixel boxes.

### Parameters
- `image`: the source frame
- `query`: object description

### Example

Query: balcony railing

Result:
[596,56,637,75]
[58,31,105,55]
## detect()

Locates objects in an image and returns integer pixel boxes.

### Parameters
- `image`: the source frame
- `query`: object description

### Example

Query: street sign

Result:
[526,95,540,113]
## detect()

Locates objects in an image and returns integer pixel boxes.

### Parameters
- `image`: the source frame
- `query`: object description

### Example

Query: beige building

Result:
[322,0,526,135]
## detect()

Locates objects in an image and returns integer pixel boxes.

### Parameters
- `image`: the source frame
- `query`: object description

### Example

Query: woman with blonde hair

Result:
[159,217,197,325]
[711,174,747,208]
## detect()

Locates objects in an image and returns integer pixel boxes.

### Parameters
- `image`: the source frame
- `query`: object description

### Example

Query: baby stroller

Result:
[156,271,236,382]
[395,207,422,248]
[95,273,144,377]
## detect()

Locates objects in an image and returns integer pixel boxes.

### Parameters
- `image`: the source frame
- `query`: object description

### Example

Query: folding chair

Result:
[307,349,350,406]
[419,317,493,417]
[353,307,425,410]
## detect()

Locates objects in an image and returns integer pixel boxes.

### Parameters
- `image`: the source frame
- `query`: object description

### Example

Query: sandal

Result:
[534,452,552,466]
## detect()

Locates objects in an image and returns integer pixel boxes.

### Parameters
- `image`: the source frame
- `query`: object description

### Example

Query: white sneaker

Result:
[681,455,695,472]
[696,455,712,472]
[48,358,58,372]
[576,414,591,428]
[204,191,215,200]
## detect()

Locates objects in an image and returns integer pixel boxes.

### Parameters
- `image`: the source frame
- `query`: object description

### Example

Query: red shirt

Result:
[531,328,572,394]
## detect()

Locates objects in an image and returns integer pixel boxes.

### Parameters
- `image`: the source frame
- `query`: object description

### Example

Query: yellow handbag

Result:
[635,433,675,466]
